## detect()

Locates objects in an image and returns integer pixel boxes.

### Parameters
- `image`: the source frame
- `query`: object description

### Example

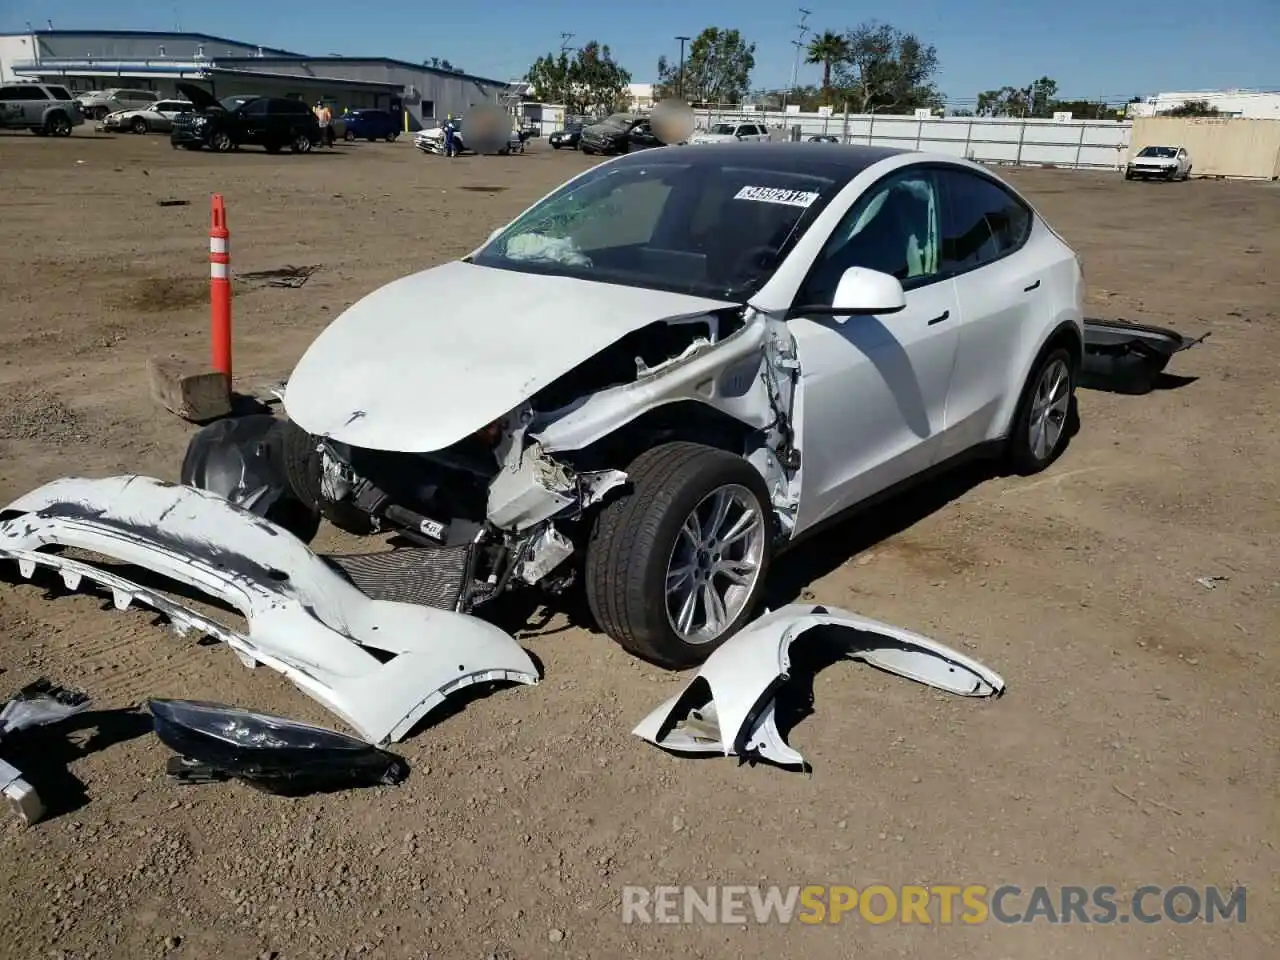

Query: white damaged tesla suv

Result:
[184,143,1085,668]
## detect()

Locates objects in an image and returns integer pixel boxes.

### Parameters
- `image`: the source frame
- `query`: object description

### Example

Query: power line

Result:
[559,32,576,54]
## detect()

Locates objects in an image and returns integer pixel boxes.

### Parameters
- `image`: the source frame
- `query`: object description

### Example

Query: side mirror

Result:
[792,267,907,319]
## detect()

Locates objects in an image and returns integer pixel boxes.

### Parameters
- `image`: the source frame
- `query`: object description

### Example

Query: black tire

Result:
[344,129,356,141]
[552,143,561,149]
[1006,344,1076,476]
[271,419,376,535]
[45,113,72,137]
[131,116,148,134]
[584,442,775,669]
[211,130,234,153]
[291,133,313,153]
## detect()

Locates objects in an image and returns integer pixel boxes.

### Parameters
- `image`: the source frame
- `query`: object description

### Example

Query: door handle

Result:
[927,310,950,326]
[1023,279,1041,292]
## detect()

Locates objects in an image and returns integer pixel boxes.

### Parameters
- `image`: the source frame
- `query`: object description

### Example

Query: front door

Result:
[789,167,961,534]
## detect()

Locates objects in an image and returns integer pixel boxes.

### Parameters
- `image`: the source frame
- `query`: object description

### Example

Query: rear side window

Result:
[48,86,73,100]
[939,169,1032,274]
[271,99,309,114]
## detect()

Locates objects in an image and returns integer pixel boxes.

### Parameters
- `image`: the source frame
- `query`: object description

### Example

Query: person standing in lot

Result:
[316,101,334,147]
[444,113,457,158]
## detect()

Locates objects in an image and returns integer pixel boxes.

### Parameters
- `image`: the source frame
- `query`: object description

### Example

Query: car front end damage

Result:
[183,300,807,627]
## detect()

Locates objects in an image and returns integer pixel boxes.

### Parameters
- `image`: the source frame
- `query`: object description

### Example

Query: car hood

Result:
[175,82,222,112]
[283,260,738,452]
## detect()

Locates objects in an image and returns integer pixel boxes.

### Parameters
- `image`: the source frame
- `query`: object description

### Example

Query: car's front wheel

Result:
[1006,344,1076,475]
[292,133,313,153]
[584,442,774,669]
[211,130,234,152]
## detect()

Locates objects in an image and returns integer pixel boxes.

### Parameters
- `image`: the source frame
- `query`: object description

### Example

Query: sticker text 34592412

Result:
[734,186,820,208]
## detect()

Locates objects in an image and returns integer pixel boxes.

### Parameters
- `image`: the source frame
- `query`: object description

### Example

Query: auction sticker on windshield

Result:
[734,186,820,208]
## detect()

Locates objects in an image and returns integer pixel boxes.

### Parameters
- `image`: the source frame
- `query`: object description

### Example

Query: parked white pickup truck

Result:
[688,120,776,144]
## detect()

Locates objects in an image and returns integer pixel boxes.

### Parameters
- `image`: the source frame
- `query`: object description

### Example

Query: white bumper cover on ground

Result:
[0,475,540,746]
[632,603,1006,767]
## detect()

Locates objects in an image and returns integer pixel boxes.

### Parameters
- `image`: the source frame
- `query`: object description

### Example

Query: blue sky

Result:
[5,0,1277,105]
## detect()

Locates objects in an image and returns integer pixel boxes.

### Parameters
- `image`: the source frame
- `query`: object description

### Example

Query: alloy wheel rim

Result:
[664,484,766,645]
[1029,358,1071,461]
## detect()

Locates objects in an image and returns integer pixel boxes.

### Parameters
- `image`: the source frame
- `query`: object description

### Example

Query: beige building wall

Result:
[1128,116,1280,179]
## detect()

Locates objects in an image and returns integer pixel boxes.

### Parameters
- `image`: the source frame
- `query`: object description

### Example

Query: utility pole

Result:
[783,8,811,111]
[559,32,575,54]
[675,35,690,101]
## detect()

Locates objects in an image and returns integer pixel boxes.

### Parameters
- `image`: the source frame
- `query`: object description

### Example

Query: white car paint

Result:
[0,476,540,745]
[285,146,1083,544]
[632,603,1005,767]
[1126,144,1192,180]
[689,121,773,144]
[102,99,192,133]
[284,259,740,451]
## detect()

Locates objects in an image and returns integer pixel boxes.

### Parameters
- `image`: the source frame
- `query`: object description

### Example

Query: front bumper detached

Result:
[0,475,540,746]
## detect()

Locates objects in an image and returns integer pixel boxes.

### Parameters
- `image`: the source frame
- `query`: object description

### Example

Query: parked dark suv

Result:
[170,82,320,153]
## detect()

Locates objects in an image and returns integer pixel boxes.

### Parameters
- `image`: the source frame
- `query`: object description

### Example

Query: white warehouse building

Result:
[1128,88,1280,120]
[0,28,514,129]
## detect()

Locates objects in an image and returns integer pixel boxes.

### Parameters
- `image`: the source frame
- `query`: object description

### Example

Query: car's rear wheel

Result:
[45,113,72,137]
[131,116,148,134]
[584,442,774,669]
[1006,344,1076,475]
[344,129,356,141]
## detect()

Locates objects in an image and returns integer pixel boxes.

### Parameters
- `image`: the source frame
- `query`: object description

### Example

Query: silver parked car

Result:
[76,88,159,121]
[102,98,193,134]
[0,82,85,136]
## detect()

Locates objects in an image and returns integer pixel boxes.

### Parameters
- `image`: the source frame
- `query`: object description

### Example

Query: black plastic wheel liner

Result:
[180,414,320,540]
[1080,318,1209,395]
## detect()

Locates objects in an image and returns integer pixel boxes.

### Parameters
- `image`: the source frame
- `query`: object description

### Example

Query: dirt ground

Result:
[0,128,1276,960]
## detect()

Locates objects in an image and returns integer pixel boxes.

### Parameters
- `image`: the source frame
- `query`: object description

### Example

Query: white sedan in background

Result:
[1125,144,1193,181]
[102,98,193,134]
[179,142,1087,669]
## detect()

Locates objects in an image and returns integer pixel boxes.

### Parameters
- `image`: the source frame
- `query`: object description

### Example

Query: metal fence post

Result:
[1075,121,1088,168]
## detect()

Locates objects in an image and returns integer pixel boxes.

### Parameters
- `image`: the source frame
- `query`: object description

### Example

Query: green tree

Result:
[805,30,849,94]
[655,27,756,106]
[424,57,462,73]
[976,77,1060,118]
[527,42,632,115]
[833,21,942,113]
[1162,99,1221,117]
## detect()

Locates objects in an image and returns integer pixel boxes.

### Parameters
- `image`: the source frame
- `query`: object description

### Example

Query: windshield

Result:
[219,96,254,111]
[709,123,737,135]
[469,159,839,300]
[1138,146,1176,158]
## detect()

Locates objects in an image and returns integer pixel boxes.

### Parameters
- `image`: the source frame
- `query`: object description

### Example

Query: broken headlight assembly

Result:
[149,699,409,795]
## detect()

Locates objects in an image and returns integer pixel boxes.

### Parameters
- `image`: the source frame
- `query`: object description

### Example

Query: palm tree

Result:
[805,31,849,92]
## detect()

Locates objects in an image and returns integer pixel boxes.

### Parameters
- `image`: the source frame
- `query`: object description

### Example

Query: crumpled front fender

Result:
[0,475,539,745]
[632,603,1005,768]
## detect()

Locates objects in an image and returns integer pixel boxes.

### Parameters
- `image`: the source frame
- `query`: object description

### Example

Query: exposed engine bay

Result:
[182,304,803,616]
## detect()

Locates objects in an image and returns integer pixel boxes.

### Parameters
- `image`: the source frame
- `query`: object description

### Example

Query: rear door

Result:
[238,97,271,143]
[933,166,1046,455]
[16,85,49,125]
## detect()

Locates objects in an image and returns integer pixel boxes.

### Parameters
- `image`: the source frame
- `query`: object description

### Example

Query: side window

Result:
[240,98,269,116]
[939,169,1032,274]
[48,86,73,101]
[0,86,20,100]
[16,86,48,100]
[796,169,943,306]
